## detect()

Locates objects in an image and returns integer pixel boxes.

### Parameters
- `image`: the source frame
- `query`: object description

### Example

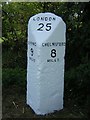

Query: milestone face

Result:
[27,13,66,115]
[28,13,65,46]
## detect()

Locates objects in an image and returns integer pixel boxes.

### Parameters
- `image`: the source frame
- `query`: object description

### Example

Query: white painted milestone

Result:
[27,12,66,115]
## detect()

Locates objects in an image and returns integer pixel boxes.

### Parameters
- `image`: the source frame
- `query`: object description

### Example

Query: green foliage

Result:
[2,3,43,67]
[2,48,27,68]
[2,2,90,69]
[65,62,90,106]
[2,68,26,88]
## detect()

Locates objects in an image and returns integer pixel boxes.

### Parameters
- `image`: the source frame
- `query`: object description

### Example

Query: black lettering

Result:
[33,18,35,21]
[46,23,51,31]
[51,49,56,58]
[49,17,52,21]
[53,17,56,21]
[37,23,44,31]
[41,17,44,21]
[33,17,56,21]
[37,17,40,21]
[29,57,35,62]
[47,58,57,62]
[45,17,48,21]
[30,48,34,56]
[28,41,36,46]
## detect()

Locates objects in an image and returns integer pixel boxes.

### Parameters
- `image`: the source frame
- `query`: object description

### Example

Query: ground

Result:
[2,84,87,119]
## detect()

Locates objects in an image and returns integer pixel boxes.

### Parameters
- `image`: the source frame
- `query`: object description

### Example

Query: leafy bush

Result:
[65,63,90,106]
[2,49,27,69]
[2,68,26,88]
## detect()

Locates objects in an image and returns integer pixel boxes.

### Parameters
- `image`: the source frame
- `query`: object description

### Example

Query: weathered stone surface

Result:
[27,12,66,115]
